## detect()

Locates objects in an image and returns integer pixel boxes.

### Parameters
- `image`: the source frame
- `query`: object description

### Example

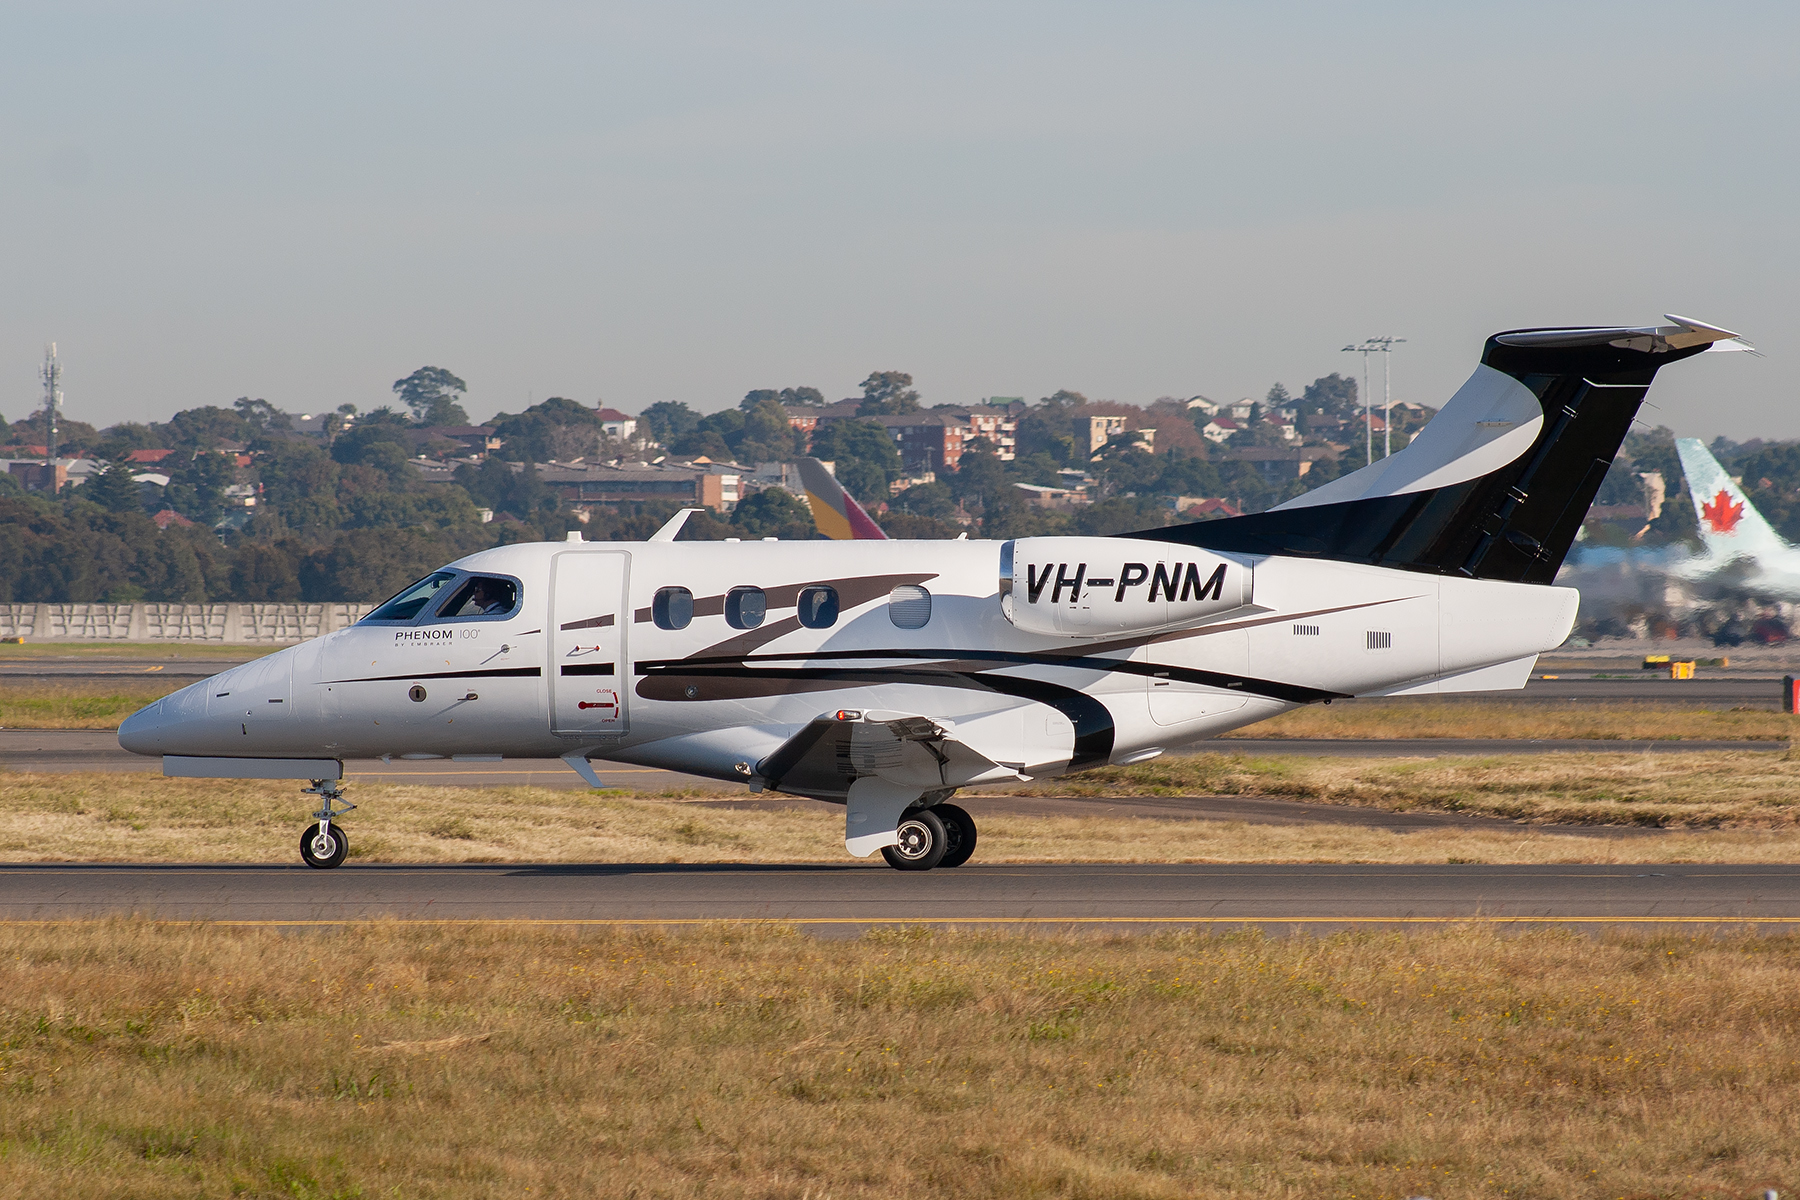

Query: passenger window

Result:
[363,572,458,623]
[653,586,694,631]
[725,586,766,630]
[797,585,839,629]
[889,585,931,629]
[435,575,519,619]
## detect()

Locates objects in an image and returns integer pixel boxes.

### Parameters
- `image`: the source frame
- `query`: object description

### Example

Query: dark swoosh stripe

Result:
[560,664,615,676]
[637,648,1344,704]
[559,614,615,631]
[327,667,543,684]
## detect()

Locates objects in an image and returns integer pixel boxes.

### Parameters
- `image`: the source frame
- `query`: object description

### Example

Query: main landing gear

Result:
[881,802,978,872]
[300,778,356,870]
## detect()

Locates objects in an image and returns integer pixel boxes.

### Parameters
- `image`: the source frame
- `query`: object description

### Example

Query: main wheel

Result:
[300,822,349,869]
[932,803,978,868]
[880,808,948,871]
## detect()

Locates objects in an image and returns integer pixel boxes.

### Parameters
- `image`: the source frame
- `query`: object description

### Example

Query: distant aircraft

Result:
[121,316,1747,871]
[1675,437,1800,598]
[795,457,888,540]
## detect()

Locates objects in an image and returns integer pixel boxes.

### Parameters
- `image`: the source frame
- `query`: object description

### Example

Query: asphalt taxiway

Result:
[4,862,1795,929]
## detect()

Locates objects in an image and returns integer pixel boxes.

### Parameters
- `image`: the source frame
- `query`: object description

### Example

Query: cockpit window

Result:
[435,575,519,620]
[363,572,459,623]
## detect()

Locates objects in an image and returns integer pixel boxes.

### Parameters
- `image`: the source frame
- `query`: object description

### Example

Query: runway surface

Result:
[4,862,1796,929]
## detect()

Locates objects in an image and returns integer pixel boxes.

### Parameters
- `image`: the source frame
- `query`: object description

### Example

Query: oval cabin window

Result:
[888,585,931,629]
[797,585,839,629]
[725,586,766,630]
[653,586,694,630]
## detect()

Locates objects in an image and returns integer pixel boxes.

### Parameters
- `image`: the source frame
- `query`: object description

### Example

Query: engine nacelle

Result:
[1000,537,1253,637]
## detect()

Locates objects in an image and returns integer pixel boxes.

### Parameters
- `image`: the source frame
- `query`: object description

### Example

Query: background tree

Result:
[806,418,902,504]
[854,371,920,416]
[639,401,700,447]
[83,460,144,514]
[392,367,470,427]
[233,397,290,433]
[161,452,237,525]
[489,397,602,462]
[729,488,818,539]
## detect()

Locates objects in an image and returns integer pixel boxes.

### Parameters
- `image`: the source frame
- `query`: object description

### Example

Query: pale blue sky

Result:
[2,2,1794,437]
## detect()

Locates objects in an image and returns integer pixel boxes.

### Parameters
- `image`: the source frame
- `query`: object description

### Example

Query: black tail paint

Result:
[1124,327,1712,584]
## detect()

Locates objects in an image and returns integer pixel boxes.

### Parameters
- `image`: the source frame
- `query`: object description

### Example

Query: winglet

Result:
[796,458,888,540]
[648,508,701,542]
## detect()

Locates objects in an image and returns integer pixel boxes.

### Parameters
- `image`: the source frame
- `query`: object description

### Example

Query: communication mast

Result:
[39,344,63,494]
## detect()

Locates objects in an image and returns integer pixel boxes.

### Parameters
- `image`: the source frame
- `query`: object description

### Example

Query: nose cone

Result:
[117,679,211,756]
[117,697,166,756]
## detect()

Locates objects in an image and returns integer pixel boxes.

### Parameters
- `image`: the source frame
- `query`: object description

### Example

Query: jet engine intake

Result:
[1001,537,1252,636]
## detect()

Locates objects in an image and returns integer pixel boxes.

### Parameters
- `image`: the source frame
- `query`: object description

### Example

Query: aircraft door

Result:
[1146,629,1249,726]
[548,551,630,736]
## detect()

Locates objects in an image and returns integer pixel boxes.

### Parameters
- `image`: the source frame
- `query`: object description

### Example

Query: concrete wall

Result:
[0,603,376,644]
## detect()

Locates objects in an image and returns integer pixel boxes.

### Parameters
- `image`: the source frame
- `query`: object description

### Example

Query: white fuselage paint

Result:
[119,538,1579,786]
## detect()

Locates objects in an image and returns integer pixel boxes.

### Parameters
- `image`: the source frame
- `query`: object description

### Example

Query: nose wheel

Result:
[300,822,349,869]
[299,778,356,870]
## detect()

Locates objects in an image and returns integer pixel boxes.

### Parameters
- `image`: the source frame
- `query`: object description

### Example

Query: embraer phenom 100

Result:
[119,317,1752,870]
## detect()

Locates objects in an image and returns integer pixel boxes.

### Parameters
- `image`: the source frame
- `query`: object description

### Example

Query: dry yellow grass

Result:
[1221,698,1799,741]
[4,764,1800,866]
[0,680,186,729]
[0,921,1794,1198]
[1000,748,1800,829]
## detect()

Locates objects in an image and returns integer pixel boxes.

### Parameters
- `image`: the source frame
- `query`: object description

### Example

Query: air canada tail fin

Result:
[796,457,888,540]
[1675,437,1790,564]
[1126,315,1751,584]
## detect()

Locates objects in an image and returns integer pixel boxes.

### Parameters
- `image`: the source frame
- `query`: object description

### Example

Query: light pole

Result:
[1342,341,1377,466]
[1343,337,1405,462]
[1369,336,1405,458]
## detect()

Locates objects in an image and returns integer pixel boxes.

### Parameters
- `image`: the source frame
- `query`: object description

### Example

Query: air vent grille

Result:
[1366,630,1393,650]
[1292,624,1320,636]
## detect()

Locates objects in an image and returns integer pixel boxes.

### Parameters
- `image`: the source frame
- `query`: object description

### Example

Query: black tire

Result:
[932,803,978,868]
[300,822,349,869]
[880,808,948,871]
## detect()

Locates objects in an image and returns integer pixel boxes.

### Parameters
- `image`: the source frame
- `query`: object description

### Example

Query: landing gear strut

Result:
[300,779,356,870]
[879,803,979,872]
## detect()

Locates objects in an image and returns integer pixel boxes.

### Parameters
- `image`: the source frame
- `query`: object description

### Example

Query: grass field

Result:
[0,680,187,730]
[6,756,1800,865]
[0,642,269,660]
[1001,749,1800,829]
[0,921,1792,1198]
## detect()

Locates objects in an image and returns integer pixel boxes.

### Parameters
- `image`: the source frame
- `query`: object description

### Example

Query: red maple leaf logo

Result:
[1701,489,1744,534]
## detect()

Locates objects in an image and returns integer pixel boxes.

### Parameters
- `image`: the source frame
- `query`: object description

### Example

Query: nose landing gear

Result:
[300,779,356,870]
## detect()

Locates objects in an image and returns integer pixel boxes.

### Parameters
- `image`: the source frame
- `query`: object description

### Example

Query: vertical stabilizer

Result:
[1675,438,1789,564]
[796,457,888,540]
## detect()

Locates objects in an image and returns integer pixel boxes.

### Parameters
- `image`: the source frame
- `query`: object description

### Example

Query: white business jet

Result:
[119,316,1750,870]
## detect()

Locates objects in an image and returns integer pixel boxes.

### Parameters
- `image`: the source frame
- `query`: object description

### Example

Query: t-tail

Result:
[796,457,888,540]
[1126,315,1754,581]
[1675,437,1789,564]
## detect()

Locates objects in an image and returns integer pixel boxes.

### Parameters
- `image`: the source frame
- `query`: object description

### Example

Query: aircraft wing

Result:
[756,709,1027,801]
